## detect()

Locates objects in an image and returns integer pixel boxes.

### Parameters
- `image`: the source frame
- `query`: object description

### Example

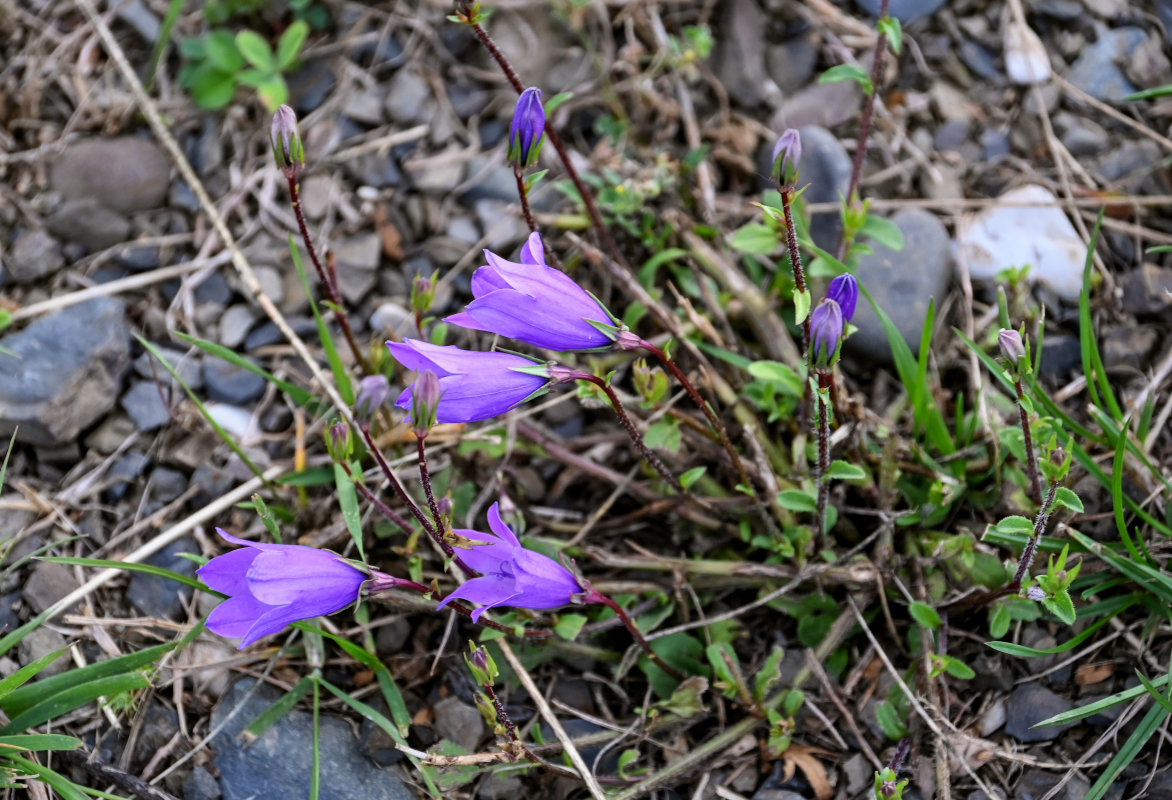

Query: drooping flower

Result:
[354,375,391,420]
[508,87,545,169]
[198,529,368,648]
[810,298,844,365]
[387,339,554,423]
[771,128,801,186]
[270,104,304,176]
[826,273,858,322]
[444,232,616,351]
[438,503,583,622]
[998,328,1025,363]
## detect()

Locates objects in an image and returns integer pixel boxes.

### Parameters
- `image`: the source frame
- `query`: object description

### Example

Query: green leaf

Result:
[1042,590,1077,625]
[909,601,941,630]
[554,613,588,641]
[1052,486,1084,513]
[334,464,365,563]
[643,418,681,453]
[942,656,975,680]
[245,675,315,739]
[746,361,803,395]
[754,647,784,702]
[276,20,309,70]
[859,214,904,251]
[188,64,238,109]
[729,223,778,255]
[792,287,811,325]
[878,15,902,55]
[39,557,207,593]
[989,603,1011,639]
[875,699,908,739]
[544,90,574,116]
[2,673,151,734]
[257,75,289,110]
[824,460,865,481]
[680,467,707,490]
[203,30,243,72]
[235,29,275,71]
[0,647,69,701]
[993,515,1034,535]
[0,733,81,751]
[818,63,873,95]
[776,489,817,513]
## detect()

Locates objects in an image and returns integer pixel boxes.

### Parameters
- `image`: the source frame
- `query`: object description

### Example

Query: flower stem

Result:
[1015,377,1043,507]
[779,188,811,352]
[584,587,686,682]
[1009,478,1060,592]
[486,684,541,763]
[574,372,689,498]
[636,339,754,496]
[462,7,632,276]
[835,0,892,262]
[286,176,372,376]
[815,368,832,540]
[415,434,446,539]
[367,579,553,638]
[512,165,563,269]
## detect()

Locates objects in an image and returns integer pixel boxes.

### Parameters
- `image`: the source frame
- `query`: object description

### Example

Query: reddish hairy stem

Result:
[835,0,892,261]
[637,339,754,495]
[1015,377,1043,507]
[369,579,553,637]
[486,684,541,762]
[815,369,833,540]
[780,188,811,351]
[286,176,372,375]
[586,589,686,682]
[337,458,413,535]
[1009,479,1059,592]
[513,165,538,234]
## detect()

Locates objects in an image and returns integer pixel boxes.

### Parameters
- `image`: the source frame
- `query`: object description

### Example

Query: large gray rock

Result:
[1066,28,1145,101]
[0,298,130,445]
[49,137,170,213]
[1004,684,1076,743]
[5,230,65,283]
[210,678,415,800]
[847,208,952,361]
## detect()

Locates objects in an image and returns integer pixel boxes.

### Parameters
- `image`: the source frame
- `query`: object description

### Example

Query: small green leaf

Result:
[235,29,275,71]
[544,91,574,116]
[989,602,1011,639]
[993,515,1035,535]
[729,222,779,255]
[1043,590,1077,625]
[644,417,682,453]
[909,601,941,630]
[680,466,707,490]
[818,63,874,95]
[942,656,975,680]
[859,214,904,251]
[793,287,811,325]
[776,489,818,513]
[878,15,902,55]
[554,614,588,641]
[256,75,289,110]
[276,20,309,70]
[189,64,238,108]
[1052,486,1084,514]
[824,460,865,481]
[203,31,242,72]
[746,361,803,395]
[875,700,908,739]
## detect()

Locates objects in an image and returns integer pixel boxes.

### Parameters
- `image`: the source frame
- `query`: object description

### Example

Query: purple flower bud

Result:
[466,645,498,684]
[998,328,1025,363]
[410,273,437,318]
[826,273,859,322]
[508,87,545,169]
[271,104,304,176]
[326,421,352,460]
[810,298,844,365]
[771,129,801,186]
[198,529,367,648]
[387,339,551,423]
[410,369,442,433]
[354,375,391,420]
[445,231,617,351]
[438,503,583,622]
[1026,585,1047,602]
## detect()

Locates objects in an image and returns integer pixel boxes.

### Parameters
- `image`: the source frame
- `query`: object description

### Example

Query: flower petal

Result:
[197,547,259,596]
[469,264,511,296]
[426,372,547,423]
[206,594,276,640]
[452,528,512,574]
[246,549,365,610]
[519,232,545,266]
[436,574,520,623]
[460,291,611,351]
[237,601,329,648]
[488,260,610,326]
[486,503,521,548]
[511,549,581,609]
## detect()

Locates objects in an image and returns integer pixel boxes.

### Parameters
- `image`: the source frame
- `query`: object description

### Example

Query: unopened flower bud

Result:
[354,375,390,421]
[410,272,437,320]
[810,297,844,365]
[326,421,352,461]
[271,104,304,177]
[998,328,1025,363]
[466,644,498,684]
[771,128,801,186]
[1026,585,1046,602]
[508,87,545,169]
[826,273,858,323]
[410,370,442,434]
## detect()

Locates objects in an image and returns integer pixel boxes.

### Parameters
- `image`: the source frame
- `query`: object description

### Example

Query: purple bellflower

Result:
[445,232,616,351]
[387,338,557,423]
[826,273,858,322]
[438,503,583,622]
[810,298,845,365]
[198,529,368,648]
[508,87,545,169]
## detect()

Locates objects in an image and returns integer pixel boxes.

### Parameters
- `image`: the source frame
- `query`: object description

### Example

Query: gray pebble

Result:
[218,304,257,349]
[1004,683,1076,742]
[46,199,132,251]
[1067,28,1145,101]
[6,230,65,283]
[203,359,266,404]
[121,381,172,432]
[126,537,198,621]
[50,137,170,213]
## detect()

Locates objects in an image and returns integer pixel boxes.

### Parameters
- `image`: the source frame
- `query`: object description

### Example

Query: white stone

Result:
[955,184,1086,300]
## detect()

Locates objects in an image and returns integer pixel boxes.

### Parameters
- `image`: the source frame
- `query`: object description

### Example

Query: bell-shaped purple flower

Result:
[198,529,367,648]
[508,87,545,169]
[445,232,615,351]
[810,298,844,365]
[387,339,551,423]
[438,503,583,622]
[826,273,858,322]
